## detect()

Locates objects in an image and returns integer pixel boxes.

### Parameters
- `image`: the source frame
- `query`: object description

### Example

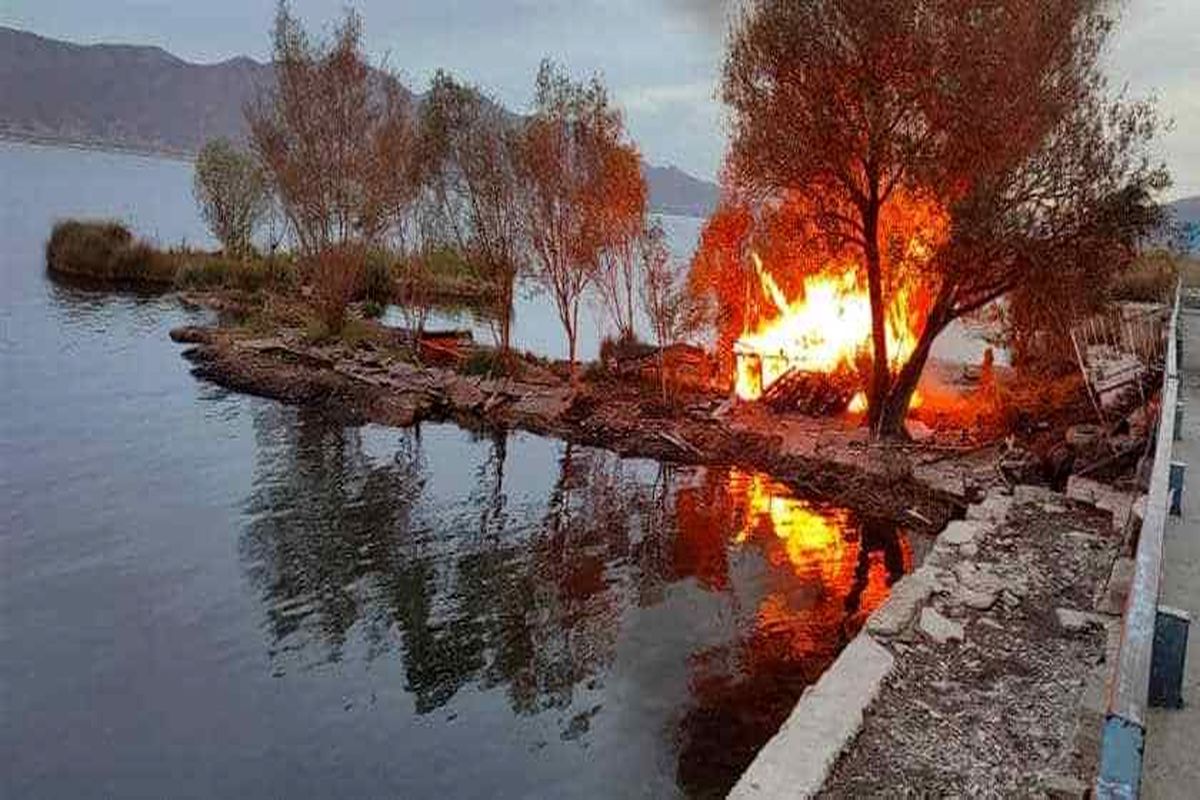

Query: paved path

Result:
[1142,306,1200,799]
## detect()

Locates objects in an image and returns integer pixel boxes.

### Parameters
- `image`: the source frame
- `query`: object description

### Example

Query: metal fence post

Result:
[1097,282,1183,799]
[1169,462,1186,516]
[1149,606,1191,709]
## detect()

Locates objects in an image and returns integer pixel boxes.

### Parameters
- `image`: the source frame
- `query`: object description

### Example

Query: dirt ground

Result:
[819,490,1122,798]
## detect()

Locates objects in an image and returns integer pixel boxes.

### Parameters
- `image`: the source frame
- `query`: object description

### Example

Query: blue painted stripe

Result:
[1095,714,1144,799]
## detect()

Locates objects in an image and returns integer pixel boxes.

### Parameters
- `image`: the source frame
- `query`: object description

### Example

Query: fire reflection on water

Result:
[672,468,911,795]
[238,415,913,798]
[728,469,911,624]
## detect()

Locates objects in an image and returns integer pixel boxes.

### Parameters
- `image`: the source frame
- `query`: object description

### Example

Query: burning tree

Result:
[516,60,642,374]
[720,0,1165,437]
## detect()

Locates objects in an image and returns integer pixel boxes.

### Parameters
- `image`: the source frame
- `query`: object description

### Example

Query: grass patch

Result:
[422,246,481,282]
[414,246,501,301]
[46,219,299,293]
[1111,250,1200,301]
[303,315,374,345]
[175,253,297,293]
[45,220,176,286]
[459,346,554,380]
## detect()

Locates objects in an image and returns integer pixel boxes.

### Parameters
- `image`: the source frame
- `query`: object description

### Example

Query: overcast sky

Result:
[4,0,1197,197]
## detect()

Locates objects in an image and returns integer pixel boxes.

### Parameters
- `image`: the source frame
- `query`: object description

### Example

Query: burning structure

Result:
[694,191,947,418]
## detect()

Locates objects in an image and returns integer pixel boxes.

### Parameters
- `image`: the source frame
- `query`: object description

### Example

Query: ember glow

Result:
[731,194,948,413]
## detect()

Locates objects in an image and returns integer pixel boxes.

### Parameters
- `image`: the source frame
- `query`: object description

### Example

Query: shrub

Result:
[362,299,385,319]
[193,138,270,257]
[461,348,499,376]
[311,246,364,334]
[175,253,298,292]
[176,256,231,289]
[423,246,478,281]
[45,220,176,285]
[599,333,654,363]
[1111,251,1179,303]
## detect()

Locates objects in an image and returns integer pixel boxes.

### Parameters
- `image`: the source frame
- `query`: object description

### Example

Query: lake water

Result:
[0,142,913,798]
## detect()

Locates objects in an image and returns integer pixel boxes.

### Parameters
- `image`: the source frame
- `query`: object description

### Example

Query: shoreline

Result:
[165,292,1144,798]
[168,315,975,533]
[0,130,196,162]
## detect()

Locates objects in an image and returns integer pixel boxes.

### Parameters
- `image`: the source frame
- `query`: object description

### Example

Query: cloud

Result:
[619,81,716,113]
[659,0,736,35]
[1107,0,1200,197]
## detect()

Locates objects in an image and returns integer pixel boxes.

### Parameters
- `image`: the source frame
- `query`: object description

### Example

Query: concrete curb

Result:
[727,488,1014,799]
[727,633,894,799]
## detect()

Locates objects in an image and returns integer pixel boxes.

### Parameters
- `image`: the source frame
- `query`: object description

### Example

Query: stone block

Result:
[728,634,894,800]
[940,519,988,547]
[866,566,936,637]
[1066,475,1136,533]
[966,493,1013,524]
[1055,607,1105,633]
[919,607,964,644]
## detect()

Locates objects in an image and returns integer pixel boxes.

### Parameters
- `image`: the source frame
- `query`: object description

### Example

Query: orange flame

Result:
[731,193,947,413]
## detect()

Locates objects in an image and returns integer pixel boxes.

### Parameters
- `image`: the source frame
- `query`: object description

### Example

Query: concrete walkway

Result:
[1142,306,1200,799]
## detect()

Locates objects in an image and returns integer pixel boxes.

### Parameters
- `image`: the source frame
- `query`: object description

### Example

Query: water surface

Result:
[1,142,913,798]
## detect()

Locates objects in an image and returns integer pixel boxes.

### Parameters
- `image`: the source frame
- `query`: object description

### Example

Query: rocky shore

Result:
[168,321,973,531]
[817,484,1129,797]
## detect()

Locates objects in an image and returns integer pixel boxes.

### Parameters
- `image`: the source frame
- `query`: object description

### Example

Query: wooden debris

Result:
[657,430,704,459]
[762,367,858,415]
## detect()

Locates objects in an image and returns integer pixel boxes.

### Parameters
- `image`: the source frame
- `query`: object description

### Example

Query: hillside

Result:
[0,26,719,217]
[0,26,274,156]
[1167,196,1200,252]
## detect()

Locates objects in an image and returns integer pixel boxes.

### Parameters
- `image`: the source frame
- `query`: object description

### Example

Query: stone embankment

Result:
[169,323,967,529]
[732,482,1139,798]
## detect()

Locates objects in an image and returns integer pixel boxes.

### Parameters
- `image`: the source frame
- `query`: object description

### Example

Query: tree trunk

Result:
[567,298,579,381]
[499,278,514,357]
[875,302,952,439]
[862,199,891,437]
[659,345,667,402]
[568,329,578,379]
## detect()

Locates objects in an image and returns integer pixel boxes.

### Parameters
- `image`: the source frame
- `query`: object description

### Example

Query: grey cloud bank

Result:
[3,0,1196,195]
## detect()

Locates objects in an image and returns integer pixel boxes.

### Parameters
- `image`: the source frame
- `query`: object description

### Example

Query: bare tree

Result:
[193,138,271,258]
[415,71,525,356]
[246,2,414,256]
[516,60,635,375]
[640,219,692,400]
[723,0,1165,437]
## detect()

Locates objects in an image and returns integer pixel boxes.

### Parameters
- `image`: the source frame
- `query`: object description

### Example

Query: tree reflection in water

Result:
[239,407,910,796]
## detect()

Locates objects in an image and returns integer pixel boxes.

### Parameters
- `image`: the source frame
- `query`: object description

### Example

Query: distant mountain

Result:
[642,163,720,218]
[1166,196,1200,253]
[0,26,719,217]
[0,26,274,156]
